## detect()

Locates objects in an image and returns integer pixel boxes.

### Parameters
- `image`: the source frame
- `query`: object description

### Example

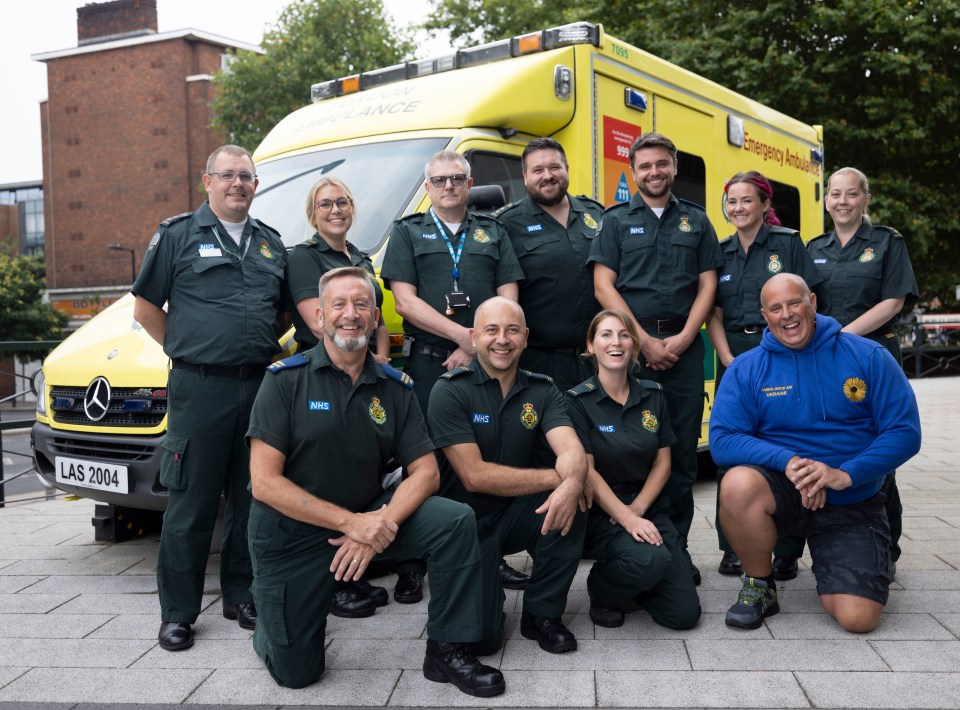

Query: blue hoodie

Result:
[710,313,921,505]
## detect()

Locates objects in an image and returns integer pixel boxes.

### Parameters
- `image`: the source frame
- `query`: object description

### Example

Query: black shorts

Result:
[746,465,895,604]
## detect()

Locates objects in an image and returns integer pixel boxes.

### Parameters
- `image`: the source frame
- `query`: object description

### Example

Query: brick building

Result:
[32,0,260,328]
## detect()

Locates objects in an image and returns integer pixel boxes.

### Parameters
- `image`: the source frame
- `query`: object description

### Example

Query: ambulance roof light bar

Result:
[311,22,602,103]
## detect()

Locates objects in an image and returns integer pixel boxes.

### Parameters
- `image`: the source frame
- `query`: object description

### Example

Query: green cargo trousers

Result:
[157,367,262,623]
[474,491,587,649]
[248,490,482,689]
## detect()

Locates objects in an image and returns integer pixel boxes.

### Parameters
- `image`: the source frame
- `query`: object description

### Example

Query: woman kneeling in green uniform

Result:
[566,310,701,629]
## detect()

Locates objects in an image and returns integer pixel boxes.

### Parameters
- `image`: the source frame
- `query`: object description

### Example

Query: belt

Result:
[171,358,267,379]
[638,318,686,335]
[609,481,642,497]
[410,344,454,360]
[741,325,765,334]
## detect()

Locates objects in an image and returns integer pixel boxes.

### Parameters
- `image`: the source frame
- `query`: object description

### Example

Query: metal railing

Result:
[901,320,960,379]
[1,340,60,507]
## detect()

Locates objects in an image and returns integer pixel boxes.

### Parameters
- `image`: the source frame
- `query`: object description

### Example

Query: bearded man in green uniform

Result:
[587,132,724,584]
[428,297,588,656]
[245,267,504,697]
[495,137,604,392]
[133,145,288,651]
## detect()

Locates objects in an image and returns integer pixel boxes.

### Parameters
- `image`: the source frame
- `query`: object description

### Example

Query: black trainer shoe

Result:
[718,551,743,576]
[331,584,376,618]
[772,555,799,581]
[423,639,505,697]
[725,576,780,629]
[350,579,388,607]
[394,571,424,603]
[222,601,257,630]
[520,610,577,653]
[158,621,194,651]
[498,559,530,590]
[587,565,624,628]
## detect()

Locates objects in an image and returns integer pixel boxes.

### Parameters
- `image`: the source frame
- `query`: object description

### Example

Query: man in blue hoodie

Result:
[711,273,921,633]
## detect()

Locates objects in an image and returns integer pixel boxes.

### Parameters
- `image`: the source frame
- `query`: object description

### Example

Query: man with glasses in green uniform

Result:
[133,145,288,651]
[428,297,588,656]
[588,132,723,585]
[381,149,525,601]
[495,137,604,393]
[245,267,504,697]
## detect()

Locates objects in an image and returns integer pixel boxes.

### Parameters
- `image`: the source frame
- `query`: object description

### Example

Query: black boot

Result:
[423,639,505,697]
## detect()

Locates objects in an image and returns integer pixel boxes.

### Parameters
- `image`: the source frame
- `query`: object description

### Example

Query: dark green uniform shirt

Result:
[566,375,676,488]
[716,225,824,330]
[380,211,524,350]
[806,222,918,330]
[496,194,603,350]
[246,344,435,514]
[427,360,571,516]
[587,193,723,321]
[286,235,383,349]
[132,201,287,366]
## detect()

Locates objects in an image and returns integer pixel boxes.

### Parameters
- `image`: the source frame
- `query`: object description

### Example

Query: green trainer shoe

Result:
[725,576,780,629]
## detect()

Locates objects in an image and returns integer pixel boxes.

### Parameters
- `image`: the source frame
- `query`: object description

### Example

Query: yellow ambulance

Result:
[33,21,823,514]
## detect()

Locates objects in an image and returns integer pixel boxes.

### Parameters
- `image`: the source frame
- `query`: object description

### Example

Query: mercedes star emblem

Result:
[83,376,111,422]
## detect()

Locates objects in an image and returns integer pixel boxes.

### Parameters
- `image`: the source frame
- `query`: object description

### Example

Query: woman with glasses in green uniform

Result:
[707,171,824,580]
[806,167,918,565]
[286,177,390,360]
[566,310,701,630]
[284,177,391,618]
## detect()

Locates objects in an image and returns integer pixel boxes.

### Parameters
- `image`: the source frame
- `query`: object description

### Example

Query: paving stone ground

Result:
[0,376,957,709]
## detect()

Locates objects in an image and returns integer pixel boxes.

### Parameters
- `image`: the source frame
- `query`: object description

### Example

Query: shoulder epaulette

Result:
[807,232,830,245]
[767,225,801,237]
[253,217,281,237]
[440,365,473,379]
[395,211,427,224]
[266,353,309,373]
[718,235,734,245]
[634,377,662,391]
[567,380,598,397]
[379,362,414,389]
[574,194,605,211]
[677,197,707,212]
[472,212,504,226]
[522,369,554,383]
[603,201,630,214]
[493,200,524,218]
[159,212,193,228]
[873,225,904,240]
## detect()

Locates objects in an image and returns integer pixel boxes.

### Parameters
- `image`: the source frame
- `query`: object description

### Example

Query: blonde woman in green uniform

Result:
[807,167,919,563]
[707,171,824,580]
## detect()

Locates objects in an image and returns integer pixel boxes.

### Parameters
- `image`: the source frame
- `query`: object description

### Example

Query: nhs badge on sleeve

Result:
[308,401,331,411]
[472,413,491,424]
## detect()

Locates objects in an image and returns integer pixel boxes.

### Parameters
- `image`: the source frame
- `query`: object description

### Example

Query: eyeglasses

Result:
[315,198,354,212]
[427,174,468,188]
[209,171,257,184]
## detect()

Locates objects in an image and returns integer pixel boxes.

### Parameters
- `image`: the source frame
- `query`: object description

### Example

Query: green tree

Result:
[0,250,67,360]
[425,0,960,308]
[212,0,415,151]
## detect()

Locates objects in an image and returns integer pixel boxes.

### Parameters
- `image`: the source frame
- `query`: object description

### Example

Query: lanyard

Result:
[428,207,466,290]
[211,225,251,265]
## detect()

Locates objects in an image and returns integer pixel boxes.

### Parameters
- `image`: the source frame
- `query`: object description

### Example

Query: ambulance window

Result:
[768,179,801,232]
[673,151,706,207]
[467,152,524,204]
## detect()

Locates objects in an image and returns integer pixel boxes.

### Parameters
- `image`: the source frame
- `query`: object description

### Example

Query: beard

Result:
[331,332,370,352]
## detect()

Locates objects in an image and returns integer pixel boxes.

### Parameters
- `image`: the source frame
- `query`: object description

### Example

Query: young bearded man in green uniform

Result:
[133,145,288,652]
[245,267,504,697]
[495,137,604,392]
[428,297,588,656]
[588,132,724,584]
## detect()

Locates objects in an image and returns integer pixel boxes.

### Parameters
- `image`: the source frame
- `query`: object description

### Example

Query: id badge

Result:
[445,291,471,315]
[402,336,413,357]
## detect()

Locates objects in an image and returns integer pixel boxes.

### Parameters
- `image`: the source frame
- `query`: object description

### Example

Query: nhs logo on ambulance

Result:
[472,413,491,424]
[629,227,645,235]
[308,401,331,411]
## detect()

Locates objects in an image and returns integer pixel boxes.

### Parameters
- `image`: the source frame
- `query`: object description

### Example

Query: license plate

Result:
[55,456,129,494]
